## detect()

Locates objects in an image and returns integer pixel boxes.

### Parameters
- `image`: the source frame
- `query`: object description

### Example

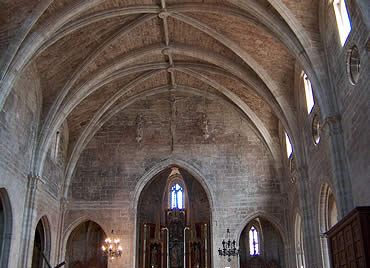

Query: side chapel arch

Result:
[65,220,107,268]
[239,216,285,268]
[31,216,51,268]
[318,183,339,268]
[0,188,12,268]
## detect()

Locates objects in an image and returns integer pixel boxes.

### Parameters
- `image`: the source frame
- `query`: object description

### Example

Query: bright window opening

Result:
[303,74,314,114]
[51,131,60,162]
[333,0,352,46]
[249,226,260,256]
[285,132,293,158]
[170,183,184,209]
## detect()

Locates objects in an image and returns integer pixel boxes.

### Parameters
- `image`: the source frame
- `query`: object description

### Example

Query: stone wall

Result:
[0,63,63,267]
[65,92,286,267]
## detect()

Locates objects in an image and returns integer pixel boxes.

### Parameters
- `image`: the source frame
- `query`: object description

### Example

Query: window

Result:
[346,45,361,85]
[249,226,260,256]
[51,131,60,162]
[295,214,306,268]
[170,183,184,209]
[333,0,351,46]
[285,132,293,158]
[303,74,314,114]
[312,114,321,145]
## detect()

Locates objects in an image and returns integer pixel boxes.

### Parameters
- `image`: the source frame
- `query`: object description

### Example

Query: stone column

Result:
[55,198,67,264]
[297,167,322,268]
[18,174,43,267]
[322,115,353,216]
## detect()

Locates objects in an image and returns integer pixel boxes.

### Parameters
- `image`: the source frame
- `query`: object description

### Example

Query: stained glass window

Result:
[170,183,184,209]
[249,226,260,255]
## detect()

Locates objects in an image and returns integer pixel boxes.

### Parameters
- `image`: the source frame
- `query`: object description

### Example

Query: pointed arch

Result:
[133,158,214,267]
[0,188,12,268]
[318,183,339,268]
[64,219,107,268]
[31,216,51,268]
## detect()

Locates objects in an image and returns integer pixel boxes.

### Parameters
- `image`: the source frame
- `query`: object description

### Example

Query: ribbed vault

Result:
[0,0,329,197]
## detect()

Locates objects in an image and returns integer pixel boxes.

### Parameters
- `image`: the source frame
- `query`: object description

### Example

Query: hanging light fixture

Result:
[101,230,123,261]
[218,229,239,262]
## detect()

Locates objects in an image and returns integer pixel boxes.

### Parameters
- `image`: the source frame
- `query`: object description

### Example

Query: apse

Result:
[239,217,285,268]
[137,166,211,268]
[65,220,107,268]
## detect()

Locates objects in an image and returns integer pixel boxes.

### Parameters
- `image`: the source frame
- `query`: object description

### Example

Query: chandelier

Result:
[101,230,123,261]
[218,229,239,262]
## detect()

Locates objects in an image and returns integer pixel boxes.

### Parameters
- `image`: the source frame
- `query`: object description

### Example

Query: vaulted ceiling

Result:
[1,0,324,188]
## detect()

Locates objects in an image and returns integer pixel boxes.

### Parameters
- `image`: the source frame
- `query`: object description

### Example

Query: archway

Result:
[31,216,51,268]
[65,220,107,268]
[0,188,12,267]
[319,183,338,268]
[239,217,284,268]
[136,166,211,268]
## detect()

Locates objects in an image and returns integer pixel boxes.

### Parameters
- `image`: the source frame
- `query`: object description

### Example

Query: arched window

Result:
[333,0,351,46]
[285,132,293,158]
[303,73,315,114]
[170,183,184,209]
[249,226,260,256]
[295,214,306,268]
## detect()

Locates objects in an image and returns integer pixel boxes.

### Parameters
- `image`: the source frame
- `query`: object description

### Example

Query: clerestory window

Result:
[333,0,352,46]
[285,132,293,158]
[303,74,315,114]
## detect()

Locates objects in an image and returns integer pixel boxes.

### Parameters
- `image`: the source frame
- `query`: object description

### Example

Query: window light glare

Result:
[170,183,184,209]
[303,74,314,114]
[285,133,293,158]
[333,0,351,46]
[249,226,260,256]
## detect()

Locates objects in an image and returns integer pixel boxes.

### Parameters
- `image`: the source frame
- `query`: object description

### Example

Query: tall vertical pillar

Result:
[18,174,42,267]
[297,167,322,268]
[322,115,353,216]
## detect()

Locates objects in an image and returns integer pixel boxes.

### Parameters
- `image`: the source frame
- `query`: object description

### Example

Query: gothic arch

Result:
[61,216,108,260]
[60,219,107,266]
[63,81,281,198]
[31,216,51,268]
[318,182,339,268]
[238,214,287,267]
[236,212,287,247]
[0,188,12,268]
[133,158,214,267]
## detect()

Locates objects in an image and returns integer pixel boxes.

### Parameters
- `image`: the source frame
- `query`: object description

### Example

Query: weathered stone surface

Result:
[0,0,368,267]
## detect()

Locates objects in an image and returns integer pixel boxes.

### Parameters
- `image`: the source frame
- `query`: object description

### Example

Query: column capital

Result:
[60,197,68,210]
[27,173,45,188]
[321,114,342,136]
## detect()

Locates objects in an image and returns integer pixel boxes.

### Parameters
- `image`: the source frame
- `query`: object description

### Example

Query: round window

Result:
[312,114,321,145]
[346,45,361,85]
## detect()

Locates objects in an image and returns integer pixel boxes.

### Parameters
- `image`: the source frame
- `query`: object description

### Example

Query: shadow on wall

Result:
[239,217,284,268]
[65,220,107,268]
